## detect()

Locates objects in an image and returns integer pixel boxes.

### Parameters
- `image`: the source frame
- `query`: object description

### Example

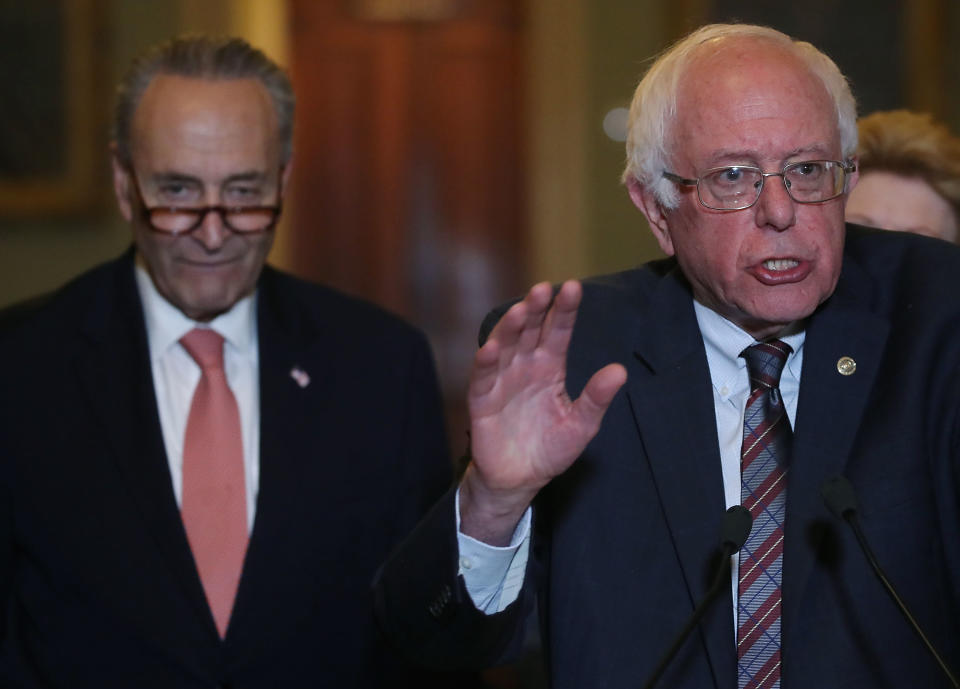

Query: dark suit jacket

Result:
[375,225,960,689]
[0,251,458,688]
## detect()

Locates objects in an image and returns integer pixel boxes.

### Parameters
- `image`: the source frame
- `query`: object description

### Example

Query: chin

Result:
[765,282,830,316]
[750,304,818,335]
[177,292,240,322]
[735,295,821,337]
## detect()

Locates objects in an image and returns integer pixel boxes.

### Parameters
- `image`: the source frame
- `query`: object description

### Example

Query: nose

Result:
[192,208,231,250]
[753,173,796,231]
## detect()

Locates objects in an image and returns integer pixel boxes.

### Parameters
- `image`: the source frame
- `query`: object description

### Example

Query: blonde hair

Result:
[856,109,960,220]
[622,23,857,208]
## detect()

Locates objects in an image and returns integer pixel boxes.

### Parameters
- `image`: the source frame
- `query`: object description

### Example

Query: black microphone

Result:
[821,475,960,689]
[640,505,753,689]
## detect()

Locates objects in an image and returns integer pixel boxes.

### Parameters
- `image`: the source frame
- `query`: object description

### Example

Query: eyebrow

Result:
[149,172,202,186]
[702,145,835,167]
[784,145,834,158]
[222,171,270,184]
[148,171,270,186]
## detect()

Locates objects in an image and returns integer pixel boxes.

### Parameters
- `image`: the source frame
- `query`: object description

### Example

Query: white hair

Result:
[622,24,858,208]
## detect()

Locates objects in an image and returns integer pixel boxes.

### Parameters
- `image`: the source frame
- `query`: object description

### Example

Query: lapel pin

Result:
[289,366,311,388]
[836,356,856,376]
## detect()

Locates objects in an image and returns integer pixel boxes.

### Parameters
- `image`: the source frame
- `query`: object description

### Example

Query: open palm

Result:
[460,281,627,544]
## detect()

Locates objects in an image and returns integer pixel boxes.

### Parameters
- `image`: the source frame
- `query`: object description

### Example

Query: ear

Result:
[110,143,134,223]
[845,154,860,195]
[627,178,675,256]
[280,155,294,197]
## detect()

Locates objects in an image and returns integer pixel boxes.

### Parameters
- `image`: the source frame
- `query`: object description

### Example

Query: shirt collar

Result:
[693,299,805,399]
[134,259,258,362]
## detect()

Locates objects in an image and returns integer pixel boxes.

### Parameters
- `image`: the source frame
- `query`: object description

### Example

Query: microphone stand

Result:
[822,475,960,689]
[640,505,752,689]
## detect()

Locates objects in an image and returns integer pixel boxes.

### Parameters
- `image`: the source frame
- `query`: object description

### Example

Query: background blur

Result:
[2,0,959,447]
[1,1,957,686]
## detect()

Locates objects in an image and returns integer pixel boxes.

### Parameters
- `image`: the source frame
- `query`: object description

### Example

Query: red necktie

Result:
[180,328,248,638]
[738,340,791,689]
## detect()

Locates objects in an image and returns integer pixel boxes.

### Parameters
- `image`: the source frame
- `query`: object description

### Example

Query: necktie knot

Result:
[180,328,226,372]
[741,340,791,392]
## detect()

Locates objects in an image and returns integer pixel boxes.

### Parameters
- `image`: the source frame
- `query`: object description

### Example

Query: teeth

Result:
[763,259,798,271]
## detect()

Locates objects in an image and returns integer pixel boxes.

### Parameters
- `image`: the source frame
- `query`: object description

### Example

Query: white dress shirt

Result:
[134,263,261,533]
[694,300,803,625]
[457,298,805,621]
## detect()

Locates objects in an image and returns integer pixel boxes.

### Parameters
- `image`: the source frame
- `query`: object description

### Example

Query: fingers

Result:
[483,281,555,365]
[539,280,582,357]
[516,287,551,354]
[468,280,584,407]
[510,282,554,355]
[467,282,552,401]
[498,281,550,339]
[487,280,580,358]
[469,338,501,398]
[574,362,628,431]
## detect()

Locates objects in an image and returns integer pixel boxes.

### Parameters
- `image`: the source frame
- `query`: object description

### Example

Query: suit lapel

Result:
[72,254,212,630]
[782,258,889,645]
[227,270,335,651]
[625,257,888,683]
[627,269,734,687]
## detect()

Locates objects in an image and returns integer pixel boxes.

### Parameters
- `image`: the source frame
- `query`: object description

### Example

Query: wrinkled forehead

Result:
[131,75,282,176]
[669,38,839,164]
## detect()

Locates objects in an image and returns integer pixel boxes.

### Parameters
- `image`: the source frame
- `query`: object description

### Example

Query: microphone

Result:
[821,475,960,689]
[640,505,752,689]
[719,503,754,553]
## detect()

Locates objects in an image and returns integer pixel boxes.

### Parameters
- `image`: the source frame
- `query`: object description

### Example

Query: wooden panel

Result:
[288,0,526,444]
[289,0,524,309]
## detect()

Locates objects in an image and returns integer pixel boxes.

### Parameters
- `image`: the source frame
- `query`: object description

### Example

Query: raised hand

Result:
[459,280,627,545]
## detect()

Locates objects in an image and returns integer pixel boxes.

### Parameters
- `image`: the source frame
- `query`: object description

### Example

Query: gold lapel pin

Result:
[836,356,856,376]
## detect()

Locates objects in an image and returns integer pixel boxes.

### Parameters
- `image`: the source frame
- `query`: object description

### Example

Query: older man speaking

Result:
[376,23,960,689]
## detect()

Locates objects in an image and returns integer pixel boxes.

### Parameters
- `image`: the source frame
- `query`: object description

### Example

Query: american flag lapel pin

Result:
[289,366,310,388]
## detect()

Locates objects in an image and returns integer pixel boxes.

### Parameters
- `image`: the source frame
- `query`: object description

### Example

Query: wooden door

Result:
[288,0,526,449]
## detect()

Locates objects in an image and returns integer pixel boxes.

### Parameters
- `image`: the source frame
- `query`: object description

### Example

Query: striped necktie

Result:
[738,340,791,689]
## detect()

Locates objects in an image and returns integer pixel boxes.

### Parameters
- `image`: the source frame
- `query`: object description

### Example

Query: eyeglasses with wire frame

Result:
[129,171,283,235]
[662,160,857,211]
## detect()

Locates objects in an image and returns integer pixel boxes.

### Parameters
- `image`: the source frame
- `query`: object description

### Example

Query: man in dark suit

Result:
[375,24,960,689]
[0,36,456,687]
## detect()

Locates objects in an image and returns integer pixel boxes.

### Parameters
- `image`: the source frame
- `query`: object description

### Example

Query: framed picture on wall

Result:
[0,0,106,217]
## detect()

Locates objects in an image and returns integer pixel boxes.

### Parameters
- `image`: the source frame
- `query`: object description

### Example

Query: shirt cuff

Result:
[455,486,531,614]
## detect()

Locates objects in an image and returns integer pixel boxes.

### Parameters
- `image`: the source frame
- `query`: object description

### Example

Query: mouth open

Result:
[750,258,811,285]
